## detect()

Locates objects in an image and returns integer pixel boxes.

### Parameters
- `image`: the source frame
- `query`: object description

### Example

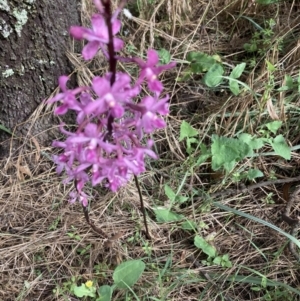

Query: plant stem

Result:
[101,0,116,85]
[101,0,116,140]
[82,204,108,238]
[134,175,151,239]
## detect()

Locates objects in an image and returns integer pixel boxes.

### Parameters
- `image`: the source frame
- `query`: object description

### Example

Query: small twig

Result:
[134,175,151,239]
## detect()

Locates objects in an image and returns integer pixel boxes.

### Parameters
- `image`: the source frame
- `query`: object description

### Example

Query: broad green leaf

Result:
[154,209,184,222]
[230,63,246,79]
[211,135,251,171]
[73,284,96,298]
[181,220,197,231]
[270,135,291,160]
[203,64,224,87]
[229,79,240,95]
[223,161,237,172]
[265,120,282,134]
[157,48,171,64]
[164,185,176,202]
[179,121,198,141]
[113,260,145,289]
[194,235,217,258]
[96,285,113,301]
[246,169,264,180]
[238,133,265,150]
[187,51,216,72]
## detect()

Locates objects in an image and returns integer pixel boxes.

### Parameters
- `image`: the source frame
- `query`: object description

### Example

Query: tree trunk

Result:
[0,0,80,158]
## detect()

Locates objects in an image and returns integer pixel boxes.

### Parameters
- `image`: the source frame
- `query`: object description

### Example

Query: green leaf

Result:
[244,42,257,53]
[277,85,290,92]
[270,135,291,160]
[213,254,232,267]
[211,135,251,171]
[221,254,232,268]
[265,121,282,134]
[213,256,222,265]
[229,79,240,95]
[186,137,199,154]
[157,48,171,64]
[181,220,197,231]
[203,64,224,87]
[179,121,198,141]
[96,285,113,301]
[186,51,216,73]
[230,63,246,79]
[73,284,96,298]
[177,195,189,204]
[266,60,277,72]
[164,185,176,202]
[284,75,294,90]
[246,169,264,180]
[154,209,184,222]
[113,260,145,289]
[238,133,265,150]
[195,143,211,165]
[194,235,217,258]
[196,153,211,166]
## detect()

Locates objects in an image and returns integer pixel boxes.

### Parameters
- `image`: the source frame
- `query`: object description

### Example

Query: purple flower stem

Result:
[134,175,151,239]
[101,0,151,239]
[101,0,117,85]
[82,203,109,238]
[101,0,116,141]
[74,178,108,238]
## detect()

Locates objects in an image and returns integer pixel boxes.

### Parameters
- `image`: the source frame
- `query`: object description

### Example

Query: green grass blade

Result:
[209,272,300,295]
[0,124,12,135]
[214,202,300,250]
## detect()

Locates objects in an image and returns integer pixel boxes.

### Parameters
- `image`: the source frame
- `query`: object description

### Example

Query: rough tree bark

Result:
[0,0,80,158]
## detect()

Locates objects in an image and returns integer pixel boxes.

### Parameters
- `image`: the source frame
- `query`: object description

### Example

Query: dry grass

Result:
[1,0,300,300]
